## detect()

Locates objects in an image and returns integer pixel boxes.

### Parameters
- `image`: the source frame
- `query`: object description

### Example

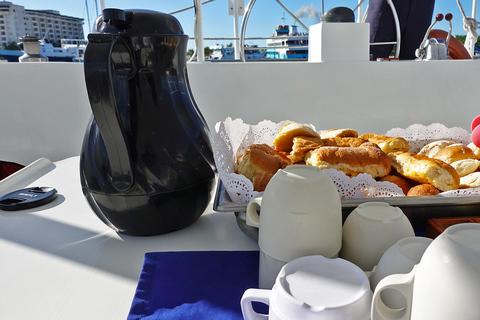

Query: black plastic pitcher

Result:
[80,9,216,236]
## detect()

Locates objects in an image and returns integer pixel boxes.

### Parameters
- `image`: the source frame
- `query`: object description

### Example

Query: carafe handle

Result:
[84,33,134,191]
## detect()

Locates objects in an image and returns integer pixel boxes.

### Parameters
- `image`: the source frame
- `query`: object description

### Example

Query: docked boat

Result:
[0,48,22,62]
[60,39,88,62]
[265,23,309,59]
[210,44,265,60]
[0,0,479,319]
[0,38,86,62]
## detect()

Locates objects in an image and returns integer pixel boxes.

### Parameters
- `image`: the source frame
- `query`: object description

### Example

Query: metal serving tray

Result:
[213,179,480,240]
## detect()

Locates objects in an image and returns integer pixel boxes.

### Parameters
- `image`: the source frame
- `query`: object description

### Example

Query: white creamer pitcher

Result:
[372,223,480,320]
[241,255,372,320]
[246,165,342,288]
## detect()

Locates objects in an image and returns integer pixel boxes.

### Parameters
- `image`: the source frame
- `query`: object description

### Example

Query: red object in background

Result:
[471,116,480,148]
[472,115,480,131]
[0,161,24,180]
[472,125,480,148]
[429,29,472,60]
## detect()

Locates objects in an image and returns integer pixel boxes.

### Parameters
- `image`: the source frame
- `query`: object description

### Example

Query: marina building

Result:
[0,1,84,48]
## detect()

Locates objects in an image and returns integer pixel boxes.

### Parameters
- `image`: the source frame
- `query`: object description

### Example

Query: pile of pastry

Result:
[235,122,480,196]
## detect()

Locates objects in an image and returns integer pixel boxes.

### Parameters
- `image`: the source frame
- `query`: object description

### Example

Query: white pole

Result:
[195,0,205,62]
[472,0,478,19]
[357,0,363,23]
[99,0,105,11]
[233,0,240,59]
[468,0,478,56]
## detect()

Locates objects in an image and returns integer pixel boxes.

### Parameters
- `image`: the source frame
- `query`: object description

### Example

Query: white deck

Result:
[0,157,258,319]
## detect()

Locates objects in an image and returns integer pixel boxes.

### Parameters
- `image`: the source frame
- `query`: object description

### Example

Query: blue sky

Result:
[11,0,479,49]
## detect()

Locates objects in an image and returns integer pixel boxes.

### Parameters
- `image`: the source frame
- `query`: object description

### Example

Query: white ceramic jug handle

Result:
[371,265,416,320]
[241,288,270,320]
[246,196,262,228]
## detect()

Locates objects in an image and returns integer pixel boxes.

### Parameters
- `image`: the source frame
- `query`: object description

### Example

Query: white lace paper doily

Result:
[213,118,480,204]
[386,123,471,153]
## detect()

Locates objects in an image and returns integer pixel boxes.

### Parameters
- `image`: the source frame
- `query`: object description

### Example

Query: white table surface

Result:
[0,157,259,319]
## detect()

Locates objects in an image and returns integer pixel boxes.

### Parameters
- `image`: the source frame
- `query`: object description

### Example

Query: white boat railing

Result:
[185,0,478,62]
[188,0,402,62]
[95,0,477,61]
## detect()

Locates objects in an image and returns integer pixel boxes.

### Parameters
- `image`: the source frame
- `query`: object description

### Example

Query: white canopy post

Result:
[194,0,205,62]
[229,0,245,60]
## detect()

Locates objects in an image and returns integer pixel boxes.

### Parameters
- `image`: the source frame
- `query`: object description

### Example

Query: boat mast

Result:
[85,0,91,33]
[95,0,99,17]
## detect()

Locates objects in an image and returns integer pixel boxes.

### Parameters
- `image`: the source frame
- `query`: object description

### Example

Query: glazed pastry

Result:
[305,142,391,178]
[273,122,320,152]
[388,152,460,191]
[289,136,324,163]
[319,128,358,139]
[359,133,410,153]
[289,136,367,163]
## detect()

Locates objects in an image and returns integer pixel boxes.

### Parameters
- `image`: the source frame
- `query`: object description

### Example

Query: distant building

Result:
[0,1,84,48]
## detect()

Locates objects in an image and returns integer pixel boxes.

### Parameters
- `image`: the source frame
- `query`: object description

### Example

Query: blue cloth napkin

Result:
[127,250,262,320]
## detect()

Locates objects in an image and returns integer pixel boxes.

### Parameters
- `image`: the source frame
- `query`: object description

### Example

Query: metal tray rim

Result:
[213,179,480,212]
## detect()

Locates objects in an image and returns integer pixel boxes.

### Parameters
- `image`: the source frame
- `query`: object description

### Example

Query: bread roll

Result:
[289,136,367,163]
[236,144,290,181]
[273,122,319,152]
[450,159,480,177]
[418,140,456,158]
[388,152,460,191]
[467,142,480,159]
[432,144,476,164]
[460,172,480,188]
[320,128,358,139]
[252,173,274,192]
[359,133,410,153]
[407,184,440,196]
[322,137,367,148]
[289,136,324,163]
[380,175,411,195]
[305,142,391,178]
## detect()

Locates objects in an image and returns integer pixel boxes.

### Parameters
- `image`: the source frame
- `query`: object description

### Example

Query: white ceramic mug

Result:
[369,236,432,309]
[246,165,342,288]
[339,202,415,271]
[369,236,432,291]
[372,223,480,320]
[241,255,372,320]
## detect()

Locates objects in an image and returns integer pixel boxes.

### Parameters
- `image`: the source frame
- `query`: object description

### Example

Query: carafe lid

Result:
[93,8,184,36]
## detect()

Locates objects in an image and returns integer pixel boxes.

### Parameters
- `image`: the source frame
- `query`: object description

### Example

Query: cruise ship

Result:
[265,23,308,59]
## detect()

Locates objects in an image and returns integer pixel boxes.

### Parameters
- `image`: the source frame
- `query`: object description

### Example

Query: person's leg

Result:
[367,0,412,59]
[398,0,435,59]
[366,0,396,59]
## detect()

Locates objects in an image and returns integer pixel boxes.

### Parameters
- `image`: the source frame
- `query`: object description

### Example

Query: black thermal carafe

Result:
[80,9,216,236]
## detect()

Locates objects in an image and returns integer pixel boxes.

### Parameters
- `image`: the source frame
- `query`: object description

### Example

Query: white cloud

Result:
[295,4,322,23]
